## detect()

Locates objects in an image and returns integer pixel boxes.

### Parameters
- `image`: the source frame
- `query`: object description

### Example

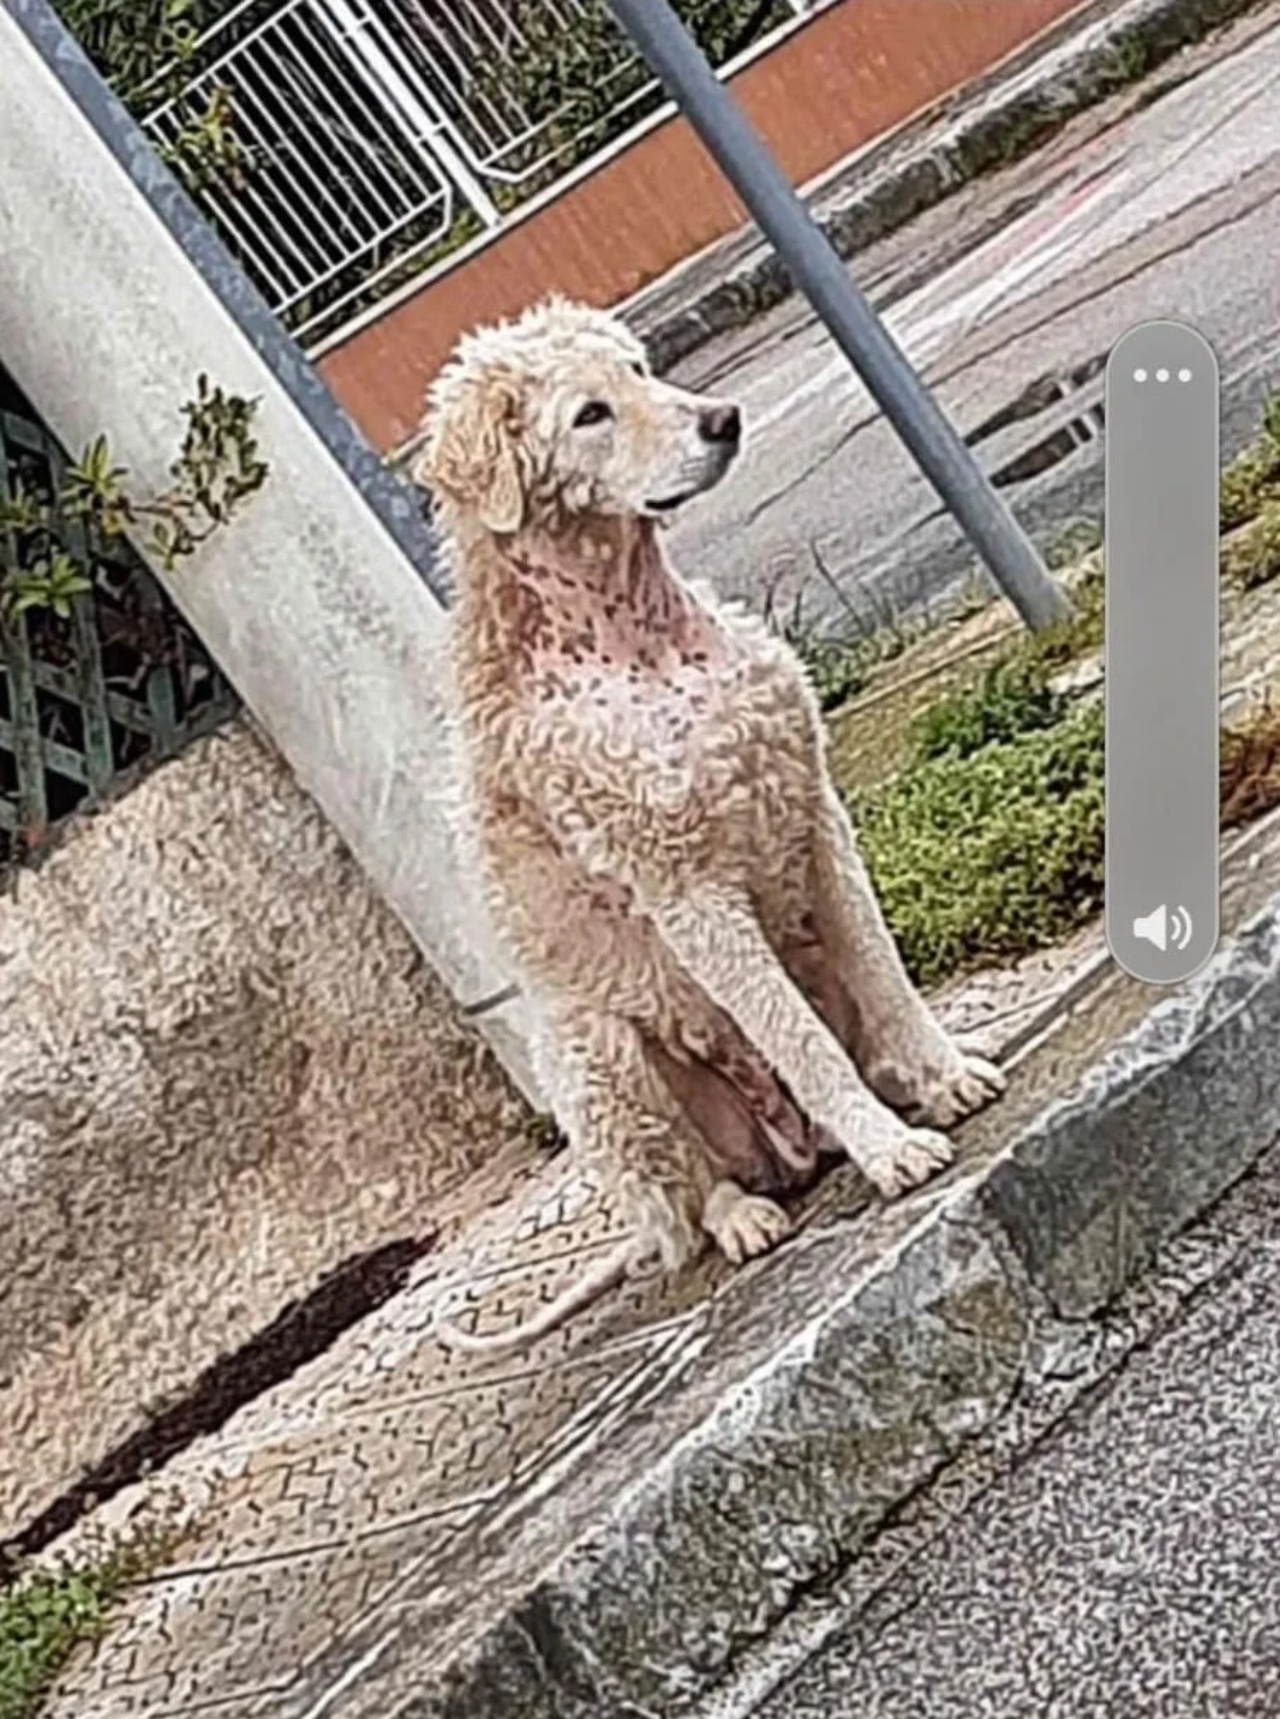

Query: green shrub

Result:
[1221,403,1280,532]
[52,0,223,104]
[855,700,1105,988]
[908,656,1065,764]
[793,635,872,712]
[1021,568,1106,673]
[1223,502,1280,592]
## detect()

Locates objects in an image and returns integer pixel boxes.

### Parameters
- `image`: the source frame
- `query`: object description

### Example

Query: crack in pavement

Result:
[0,1232,434,1581]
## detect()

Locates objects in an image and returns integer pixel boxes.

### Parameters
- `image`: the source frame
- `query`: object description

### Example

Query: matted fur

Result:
[419,297,1005,1304]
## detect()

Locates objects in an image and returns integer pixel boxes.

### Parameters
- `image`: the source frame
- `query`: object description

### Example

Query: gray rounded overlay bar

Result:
[1105,320,1220,985]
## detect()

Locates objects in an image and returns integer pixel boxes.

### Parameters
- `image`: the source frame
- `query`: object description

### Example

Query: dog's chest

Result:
[526,623,817,830]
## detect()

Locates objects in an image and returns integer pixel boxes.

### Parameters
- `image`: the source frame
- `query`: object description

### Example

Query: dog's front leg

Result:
[809,783,1006,1128]
[651,886,954,1198]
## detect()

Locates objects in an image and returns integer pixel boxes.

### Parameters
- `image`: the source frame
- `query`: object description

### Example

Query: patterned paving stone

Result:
[50,1521,447,1718]
[37,930,1131,1719]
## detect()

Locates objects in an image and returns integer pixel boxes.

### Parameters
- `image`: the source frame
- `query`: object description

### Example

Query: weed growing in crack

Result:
[0,1536,171,1719]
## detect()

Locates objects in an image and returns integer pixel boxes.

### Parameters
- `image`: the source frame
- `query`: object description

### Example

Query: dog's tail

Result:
[432,1240,636,1357]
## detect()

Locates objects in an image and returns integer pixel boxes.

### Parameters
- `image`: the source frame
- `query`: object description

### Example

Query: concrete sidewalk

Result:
[24,514,1280,1714]
[628,0,1275,374]
[38,815,1280,1719]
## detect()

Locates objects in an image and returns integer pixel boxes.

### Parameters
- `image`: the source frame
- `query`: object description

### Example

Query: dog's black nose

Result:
[699,404,741,446]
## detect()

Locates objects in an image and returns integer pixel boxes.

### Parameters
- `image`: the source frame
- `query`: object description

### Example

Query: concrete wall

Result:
[0,721,532,1538]
[0,0,539,1101]
[316,0,1087,453]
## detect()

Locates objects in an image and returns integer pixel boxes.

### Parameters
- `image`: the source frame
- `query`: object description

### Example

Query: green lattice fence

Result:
[0,363,241,873]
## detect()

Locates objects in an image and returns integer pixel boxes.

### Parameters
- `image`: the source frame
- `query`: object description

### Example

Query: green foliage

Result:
[152,375,270,567]
[1223,501,1280,593]
[52,0,212,105]
[1,377,268,624]
[855,700,1105,988]
[474,1,796,191]
[160,82,255,193]
[908,656,1065,764]
[1221,396,1280,532]
[0,1561,125,1719]
[849,582,1109,986]
[835,388,1280,989]
[2,550,93,622]
[1020,569,1105,672]
[789,634,871,713]
[52,1,251,194]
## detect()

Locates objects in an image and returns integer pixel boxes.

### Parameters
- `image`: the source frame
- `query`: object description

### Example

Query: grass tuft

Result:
[1220,401,1280,532]
[907,656,1066,764]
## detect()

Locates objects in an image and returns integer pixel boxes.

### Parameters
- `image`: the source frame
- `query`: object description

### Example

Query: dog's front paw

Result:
[703,1184,792,1264]
[860,1126,955,1199]
[905,1050,1007,1130]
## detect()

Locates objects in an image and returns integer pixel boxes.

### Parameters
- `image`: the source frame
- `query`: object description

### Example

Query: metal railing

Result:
[143,0,817,349]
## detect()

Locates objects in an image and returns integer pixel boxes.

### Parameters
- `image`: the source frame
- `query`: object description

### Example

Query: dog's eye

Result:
[573,400,613,427]
[630,362,646,377]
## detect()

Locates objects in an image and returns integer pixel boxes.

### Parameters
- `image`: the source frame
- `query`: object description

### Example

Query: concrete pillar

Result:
[0,0,541,1101]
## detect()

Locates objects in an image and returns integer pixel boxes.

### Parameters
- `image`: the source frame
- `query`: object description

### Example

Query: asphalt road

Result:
[721,1150,1280,1719]
[667,12,1280,630]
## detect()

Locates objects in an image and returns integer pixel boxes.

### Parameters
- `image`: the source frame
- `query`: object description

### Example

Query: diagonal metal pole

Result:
[607,0,1071,631]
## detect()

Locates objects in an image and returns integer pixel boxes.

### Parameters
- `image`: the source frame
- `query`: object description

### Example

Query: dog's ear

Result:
[414,368,528,534]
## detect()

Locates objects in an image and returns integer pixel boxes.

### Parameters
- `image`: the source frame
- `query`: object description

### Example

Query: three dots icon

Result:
[1133,366,1193,383]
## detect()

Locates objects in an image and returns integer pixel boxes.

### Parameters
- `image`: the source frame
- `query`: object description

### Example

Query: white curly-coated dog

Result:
[417,298,1006,1352]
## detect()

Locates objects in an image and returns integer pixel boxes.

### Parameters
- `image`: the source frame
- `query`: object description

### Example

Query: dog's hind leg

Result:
[435,1014,708,1358]
[434,1016,792,1359]
[651,886,955,1201]
[701,1179,792,1264]
[808,782,1006,1129]
[545,1010,719,1275]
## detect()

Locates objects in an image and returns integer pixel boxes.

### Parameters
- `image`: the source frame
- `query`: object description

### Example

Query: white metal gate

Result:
[144,0,818,347]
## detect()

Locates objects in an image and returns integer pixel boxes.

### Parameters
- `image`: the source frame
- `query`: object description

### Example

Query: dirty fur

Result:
[419,298,1006,1348]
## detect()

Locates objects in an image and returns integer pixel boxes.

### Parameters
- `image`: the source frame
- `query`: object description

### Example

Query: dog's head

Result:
[414,298,742,534]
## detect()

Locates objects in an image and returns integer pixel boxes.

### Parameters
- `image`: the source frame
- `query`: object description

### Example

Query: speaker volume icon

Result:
[1133,903,1193,952]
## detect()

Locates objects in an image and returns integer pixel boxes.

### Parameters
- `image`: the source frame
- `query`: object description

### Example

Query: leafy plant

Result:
[0,1560,125,1719]
[908,656,1065,764]
[52,0,211,106]
[1221,395,1280,532]
[1017,566,1106,675]
[1222,502,1280,593]
[1,376,268,625]
[159,82,255,193]
[4,551,94,622]
[53,1,252,195]
[855,701,1106,988]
